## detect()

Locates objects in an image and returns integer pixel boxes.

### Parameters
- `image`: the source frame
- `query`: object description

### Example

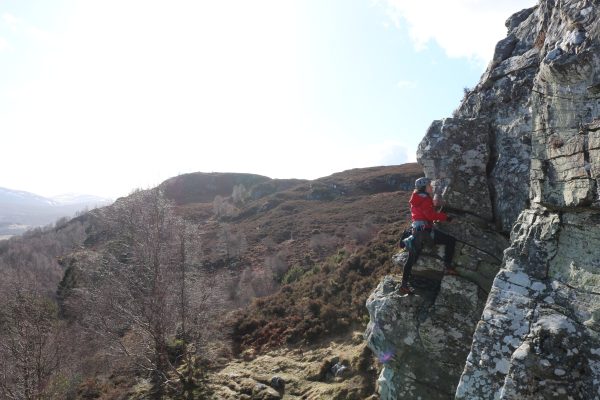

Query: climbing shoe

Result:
[444,268,459,276]
[402,235,415,252]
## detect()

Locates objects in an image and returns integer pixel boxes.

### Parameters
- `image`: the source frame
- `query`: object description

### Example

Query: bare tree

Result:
[0,219,86,297]
[309,233,339,257]
[0,284,67,400]
[75,189,227,398]
[217,223,247,266]
[265,250,289,282]
[212,195,237,219]
[349,216,379,245]
[231,184,250,205]
[236,266,276,302]
[172,225,229,398]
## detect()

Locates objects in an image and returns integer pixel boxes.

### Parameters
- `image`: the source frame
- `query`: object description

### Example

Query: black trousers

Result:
[401,228,456,286]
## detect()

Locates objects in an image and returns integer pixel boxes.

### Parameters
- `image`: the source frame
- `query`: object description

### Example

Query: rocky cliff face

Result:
[366,1,600,398]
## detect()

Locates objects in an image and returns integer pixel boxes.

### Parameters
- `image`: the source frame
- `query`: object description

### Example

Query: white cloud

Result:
[0,12,18,51]
[397,79,417,89]
[0,1,314,197]
[0,1,451,197]
[342,141,412,169]
[1,12,54,47]
[371,141,412,165]
[377,0,538,65]
[2,12,19,31]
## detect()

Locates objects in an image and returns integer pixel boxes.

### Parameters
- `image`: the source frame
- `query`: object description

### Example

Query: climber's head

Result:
[414,177,431,193]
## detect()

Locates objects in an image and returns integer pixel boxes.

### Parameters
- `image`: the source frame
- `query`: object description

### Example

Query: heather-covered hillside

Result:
[0,163,421,399]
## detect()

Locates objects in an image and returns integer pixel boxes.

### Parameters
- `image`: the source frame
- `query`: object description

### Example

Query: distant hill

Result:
[151,164,422,271]
[0,187,59,207]
[0,187,112,237]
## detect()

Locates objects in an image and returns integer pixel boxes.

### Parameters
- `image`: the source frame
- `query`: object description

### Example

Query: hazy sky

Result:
[1,0,537,199]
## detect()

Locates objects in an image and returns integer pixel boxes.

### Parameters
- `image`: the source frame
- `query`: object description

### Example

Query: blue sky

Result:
[1,0,537,199]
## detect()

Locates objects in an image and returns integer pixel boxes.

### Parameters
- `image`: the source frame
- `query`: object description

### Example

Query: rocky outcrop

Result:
[456,209,600,399]
[365,275,486,399]
[366,0,600,398]
[365,217,507,398]
[457,1,600,397]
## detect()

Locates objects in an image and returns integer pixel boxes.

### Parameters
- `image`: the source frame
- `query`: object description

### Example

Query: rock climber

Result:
[399,177,457,295]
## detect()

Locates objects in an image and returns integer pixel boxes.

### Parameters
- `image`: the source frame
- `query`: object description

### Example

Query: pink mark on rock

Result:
[379,351,395,363]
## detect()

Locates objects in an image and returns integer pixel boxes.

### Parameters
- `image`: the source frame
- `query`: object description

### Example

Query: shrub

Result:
[167,338,186,365]
[77,378,103,399]
[230,229,400,353]
[281,265,305,284]
[307,299,322,317]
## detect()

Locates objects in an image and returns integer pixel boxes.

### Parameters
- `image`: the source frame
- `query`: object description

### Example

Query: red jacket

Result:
[410,191,448,226]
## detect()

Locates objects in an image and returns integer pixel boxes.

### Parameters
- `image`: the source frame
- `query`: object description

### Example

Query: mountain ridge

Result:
[0,186,113,237]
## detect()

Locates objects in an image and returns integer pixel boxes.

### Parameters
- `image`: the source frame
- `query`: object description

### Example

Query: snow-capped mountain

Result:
[0,187,59,207]
[0,187,113,237]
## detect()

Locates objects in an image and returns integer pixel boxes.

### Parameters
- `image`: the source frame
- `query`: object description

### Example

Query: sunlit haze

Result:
[1,0,537,199]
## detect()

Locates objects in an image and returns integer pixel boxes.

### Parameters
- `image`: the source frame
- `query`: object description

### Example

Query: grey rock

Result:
[491,34,518,67]
[567,29,586,47]
[545,46,563,62]
[331,362,348,377]
[488,48,540,83]
[418,117,493,222]
[270,376,285,391]
[252,383,281,400]
[365,261,489,398]
[505,7,536,31]
[367,0,600,398]
[456,0,600,398]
